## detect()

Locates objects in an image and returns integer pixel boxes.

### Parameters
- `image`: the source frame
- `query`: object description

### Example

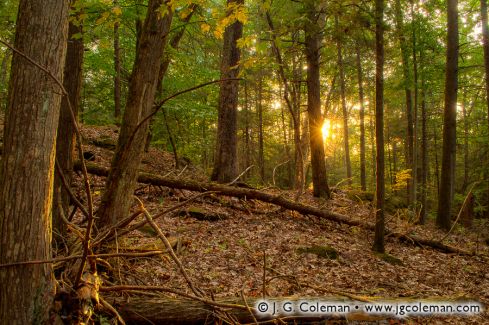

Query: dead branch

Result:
[74,162,474,256]
[136,197,203,298]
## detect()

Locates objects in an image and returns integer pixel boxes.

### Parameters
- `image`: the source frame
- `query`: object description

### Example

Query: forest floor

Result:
[67,124,489,324]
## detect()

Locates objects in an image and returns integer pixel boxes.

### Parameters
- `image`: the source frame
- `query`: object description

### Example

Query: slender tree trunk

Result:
[437,0,459,230]
[419,66,428,224]
[244,80,251,180]
[97,0,173,228]
[0,0,69,322]
[373,0,385,253]
[393,140,398,183]
[265,12,303,190]
[434,124,440,197]
[411,0,419,205]
[280,83,293,187]
[211,0,244,183]
[304,0,330,198]
[394,0,415,206]
[480,0,489,217]
[370,98,376,186]
[114,0,121,120]
[145,6,197,151]
[257,77,265,182]
[356,43,367,191]
[336,16,352,185]
[162,106,179,168]
[387,128,393,186]
[0,50,9,109]
[52,3,84,241]
[461,91,469,192]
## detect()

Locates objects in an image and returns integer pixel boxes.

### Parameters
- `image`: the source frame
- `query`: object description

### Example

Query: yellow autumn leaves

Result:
[200,2,248,39]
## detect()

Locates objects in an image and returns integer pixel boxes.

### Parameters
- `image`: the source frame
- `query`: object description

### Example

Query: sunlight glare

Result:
[322,119,330,140]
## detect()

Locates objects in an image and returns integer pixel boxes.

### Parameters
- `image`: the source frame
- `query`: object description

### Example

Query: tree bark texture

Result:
[0,0,69,323]
[304,0,330,198]
[437,0,458,230]
[373,0,386,253]
[96,0,173,228]
[53,3,84,241]
[211,0,244,183]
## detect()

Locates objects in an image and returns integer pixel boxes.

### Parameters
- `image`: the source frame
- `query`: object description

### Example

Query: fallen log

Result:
[108,296,385,325]
[74,161,473,256]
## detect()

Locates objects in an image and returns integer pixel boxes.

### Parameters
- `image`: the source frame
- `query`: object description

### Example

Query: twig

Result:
[272,160,290,186]
[300,282,374,303]
[240,289,258,325]
[439,182,478,244]
[0,251,167,268]
[55,159,89,219]
[176,164,188,177]
[135,197,203,298]
[119,79,243,167]
[227,165,254,186]
[102,191,216,243]
[100,296,126,325]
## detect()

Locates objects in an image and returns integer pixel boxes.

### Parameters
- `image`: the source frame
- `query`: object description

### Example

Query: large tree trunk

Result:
[356,43,367,191]
[53,2,84,242]
[436,0,459,230]
[211,0,244,183]
[394,0,415,206]
[373,0,385,253]
[110,296,377,324]
[304,0,330,198]
[336,16,352,186]
[96,0,173,228]
[0,0,69,323]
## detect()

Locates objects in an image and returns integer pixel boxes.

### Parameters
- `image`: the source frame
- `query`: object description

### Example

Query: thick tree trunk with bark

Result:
[336,16,352,186]
[373,0,385,253]
[211,0,244,183]
[53,3,84,241]
[0,0,69,323]
[304,0,330,198]
[96,0,173,228]
[356,44,367,191]
[437,0,459,230]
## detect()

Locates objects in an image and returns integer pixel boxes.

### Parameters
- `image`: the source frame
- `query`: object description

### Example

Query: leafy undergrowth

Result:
[68,125,489,324]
